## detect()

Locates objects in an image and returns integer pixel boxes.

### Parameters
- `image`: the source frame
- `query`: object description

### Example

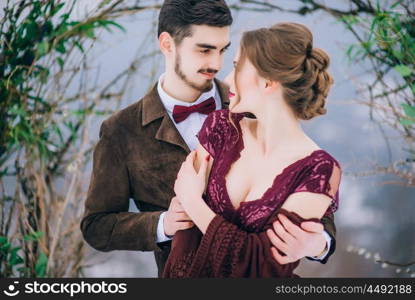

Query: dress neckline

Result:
[222,113,326,213]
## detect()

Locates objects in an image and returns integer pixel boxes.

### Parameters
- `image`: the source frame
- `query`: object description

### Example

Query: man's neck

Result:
[162,72,202,103]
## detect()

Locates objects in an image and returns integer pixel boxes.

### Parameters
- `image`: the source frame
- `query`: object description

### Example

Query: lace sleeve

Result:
[293,157,341,215]
[196,109,230,158]
[175,208,317,278]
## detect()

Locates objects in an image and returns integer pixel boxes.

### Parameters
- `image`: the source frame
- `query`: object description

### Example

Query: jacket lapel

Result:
[142,84,190,153]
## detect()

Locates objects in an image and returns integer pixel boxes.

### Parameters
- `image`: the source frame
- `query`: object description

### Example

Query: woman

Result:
[162,22,341,278]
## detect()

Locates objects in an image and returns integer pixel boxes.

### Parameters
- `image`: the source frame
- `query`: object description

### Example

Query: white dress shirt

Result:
[154,74,331,261]
[155,74,221,243]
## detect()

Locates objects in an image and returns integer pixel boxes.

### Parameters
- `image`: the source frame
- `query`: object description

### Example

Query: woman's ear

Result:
[263,79,279,94]
[159,32,174,56]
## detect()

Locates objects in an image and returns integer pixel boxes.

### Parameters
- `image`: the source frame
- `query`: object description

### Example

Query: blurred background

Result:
[1,0,414,278]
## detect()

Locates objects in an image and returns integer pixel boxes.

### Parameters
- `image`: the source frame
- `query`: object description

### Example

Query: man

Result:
[80,0,336,277]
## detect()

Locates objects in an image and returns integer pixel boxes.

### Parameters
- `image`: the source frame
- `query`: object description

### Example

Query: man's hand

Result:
[266,213,327,264]
[163,196,194,237]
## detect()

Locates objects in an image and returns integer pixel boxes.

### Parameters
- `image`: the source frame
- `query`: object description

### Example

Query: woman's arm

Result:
[281,160,341,219]
[187,143,216,233]
[281,192,332,220]
[173,145,216,233]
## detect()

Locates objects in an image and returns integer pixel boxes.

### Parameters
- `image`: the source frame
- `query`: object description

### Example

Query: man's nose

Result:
[208,53,223,72]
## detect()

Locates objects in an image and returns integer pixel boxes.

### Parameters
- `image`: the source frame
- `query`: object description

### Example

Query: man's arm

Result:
[311,213,336,264]
[80,120,163,252]
[156,212,172,243]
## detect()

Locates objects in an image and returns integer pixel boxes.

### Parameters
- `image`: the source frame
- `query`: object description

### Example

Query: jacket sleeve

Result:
[80,120,163,252]
[309,213,336,264]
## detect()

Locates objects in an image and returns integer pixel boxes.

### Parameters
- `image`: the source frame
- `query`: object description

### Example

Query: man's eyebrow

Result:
[221,42,231,51]
[196,42,231,51]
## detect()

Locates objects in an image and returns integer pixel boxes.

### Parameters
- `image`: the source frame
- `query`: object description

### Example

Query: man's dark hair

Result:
[158,0,233,44]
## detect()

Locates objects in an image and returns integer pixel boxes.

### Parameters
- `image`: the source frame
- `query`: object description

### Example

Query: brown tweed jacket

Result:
[80,79,337,277]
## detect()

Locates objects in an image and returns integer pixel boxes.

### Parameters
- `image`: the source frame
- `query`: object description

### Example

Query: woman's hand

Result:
[174,150,210,213]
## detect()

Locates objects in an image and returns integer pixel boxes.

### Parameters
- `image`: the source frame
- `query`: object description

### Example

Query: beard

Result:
[174,53,214,93]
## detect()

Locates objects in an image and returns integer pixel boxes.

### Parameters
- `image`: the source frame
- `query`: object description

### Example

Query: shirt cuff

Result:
[156,211,173,243]
[309,230,332,260]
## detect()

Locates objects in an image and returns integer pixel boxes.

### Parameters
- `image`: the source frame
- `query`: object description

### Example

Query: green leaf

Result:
[24,231,44,242]
[57,57,64,70]
[400,118,414,127]
[55,41,66,54]
[51,123,64,144]
[98,20,126,32]
[85,27,95,38]
[0,236,7,246]
[17,266,30,276]
[39,68,49,84]
[74,40,84,53]
[51,3,65,16]
[10,247,24,266]
[36,40,50,57]
[391,0,403,9]
[0,242,11,252]
[392,50,403,60]
[35,252,48,277]
[401,103,415,118]
[394,65,413,77]
[0,167,9,177]
[60,13,70,22]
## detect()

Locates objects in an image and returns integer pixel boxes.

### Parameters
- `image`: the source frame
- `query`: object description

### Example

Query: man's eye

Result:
[200,49,210,54]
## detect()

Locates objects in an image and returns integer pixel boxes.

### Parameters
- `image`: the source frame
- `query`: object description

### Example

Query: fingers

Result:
[170,197,185,212]
[266,229,289,254]
[173,204,185,213]
[300,221,324,233]
[174,212,192,222]
[198,152,209,178]
[185,150,196,164]
[177,151,197,178]
[273,220,296,245]
[177,221,194,231]
[271,247,296,265]
[278,214,305,239]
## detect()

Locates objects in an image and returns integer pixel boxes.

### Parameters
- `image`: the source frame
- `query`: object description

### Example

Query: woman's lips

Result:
[229,92,235,98]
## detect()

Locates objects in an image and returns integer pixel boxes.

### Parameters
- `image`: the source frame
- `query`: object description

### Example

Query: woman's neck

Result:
[248,102,309,158]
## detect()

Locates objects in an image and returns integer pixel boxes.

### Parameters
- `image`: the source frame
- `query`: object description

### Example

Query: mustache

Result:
[198,68,218,74]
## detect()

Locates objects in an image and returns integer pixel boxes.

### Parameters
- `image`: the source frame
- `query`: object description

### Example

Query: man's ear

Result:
[159,32,174,55]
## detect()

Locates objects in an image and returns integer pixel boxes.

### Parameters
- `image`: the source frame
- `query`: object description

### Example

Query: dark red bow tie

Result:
[172,97,216,123]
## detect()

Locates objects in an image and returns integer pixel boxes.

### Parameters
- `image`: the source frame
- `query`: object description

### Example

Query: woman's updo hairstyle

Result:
[237,22,334,120]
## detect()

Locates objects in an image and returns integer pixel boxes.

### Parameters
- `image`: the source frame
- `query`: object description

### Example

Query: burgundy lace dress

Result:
[162,109,341,278]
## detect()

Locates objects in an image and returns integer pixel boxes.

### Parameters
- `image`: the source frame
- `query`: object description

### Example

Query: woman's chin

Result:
[229,102,241,113]
[230,104,247,114]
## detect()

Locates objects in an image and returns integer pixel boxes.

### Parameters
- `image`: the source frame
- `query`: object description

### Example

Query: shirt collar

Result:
[157,73,217,114]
